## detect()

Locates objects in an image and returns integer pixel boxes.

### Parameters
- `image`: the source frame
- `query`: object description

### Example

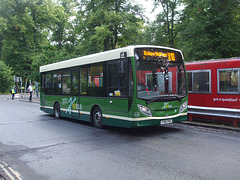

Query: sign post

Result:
[20,77,23,98]
[25,78,27,93]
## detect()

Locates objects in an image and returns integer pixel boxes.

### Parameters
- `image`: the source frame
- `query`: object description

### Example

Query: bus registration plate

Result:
[161,119,172,125]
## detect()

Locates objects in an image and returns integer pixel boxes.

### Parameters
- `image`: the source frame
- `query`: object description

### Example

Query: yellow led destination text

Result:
[143,50,175,61]
[143,50,168,58]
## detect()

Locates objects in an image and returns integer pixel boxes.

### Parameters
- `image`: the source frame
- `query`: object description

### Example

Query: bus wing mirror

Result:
[120,52,127,59]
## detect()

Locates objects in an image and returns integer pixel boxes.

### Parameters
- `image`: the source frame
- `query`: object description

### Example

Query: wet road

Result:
[0,96,240,180]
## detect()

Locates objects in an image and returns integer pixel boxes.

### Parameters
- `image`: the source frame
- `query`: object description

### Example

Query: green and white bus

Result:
[40,45,188,128]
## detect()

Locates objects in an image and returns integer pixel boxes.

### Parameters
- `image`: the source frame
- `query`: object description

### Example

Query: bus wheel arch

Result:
[91,105,103,128]
[53,102,61,119]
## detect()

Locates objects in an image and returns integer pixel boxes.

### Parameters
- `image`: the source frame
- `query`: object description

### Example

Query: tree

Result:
[50,0,79,51]
[142,16,171,46]
[0,60,13,93]
[0,0,70,81]
[178,0,240,61]
[78,0,144,53]
[30,43,78,81]
[0,0,31,78]
[152,0,182,47]
[0,0,45,78]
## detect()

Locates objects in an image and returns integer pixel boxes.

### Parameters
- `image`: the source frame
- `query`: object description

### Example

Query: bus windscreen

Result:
[134,48,187,103]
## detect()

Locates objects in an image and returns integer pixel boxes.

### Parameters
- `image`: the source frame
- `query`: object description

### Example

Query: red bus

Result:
[185,58,240,127]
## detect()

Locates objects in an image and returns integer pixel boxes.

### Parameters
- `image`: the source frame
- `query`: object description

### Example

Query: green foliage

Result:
[29,43,78,81]
[147,0,182,48]
[0,60,13,93]
[0,0,239,87]
[178,0,240,61]
[143,17,171,47]
[79,0,144,53]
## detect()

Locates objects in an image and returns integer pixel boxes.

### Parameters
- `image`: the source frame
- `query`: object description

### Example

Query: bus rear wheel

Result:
[92,107,103,128]
[54,103,61,119]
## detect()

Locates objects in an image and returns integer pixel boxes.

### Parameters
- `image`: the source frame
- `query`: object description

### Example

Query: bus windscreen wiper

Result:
[172,94,185,101]
[146,97,160,104]
[146,94,186,104]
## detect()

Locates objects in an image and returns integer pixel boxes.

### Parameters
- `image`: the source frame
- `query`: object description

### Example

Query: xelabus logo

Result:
[65,97,76,114]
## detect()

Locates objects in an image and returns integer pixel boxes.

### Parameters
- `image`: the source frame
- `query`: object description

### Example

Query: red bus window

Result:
[218,70,239,93]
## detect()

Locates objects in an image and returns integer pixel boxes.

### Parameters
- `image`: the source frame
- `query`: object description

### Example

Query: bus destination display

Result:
[143,50,176,61]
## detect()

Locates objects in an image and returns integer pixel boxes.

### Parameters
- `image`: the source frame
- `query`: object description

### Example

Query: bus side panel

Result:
[56,96,90,121]
[40,95,83,120]
[40,93,54,115]
[79,97,129,125]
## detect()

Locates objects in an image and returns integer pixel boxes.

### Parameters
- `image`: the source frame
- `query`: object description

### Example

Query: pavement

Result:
[1,93,40,104]
[181,121,240,132]
[1,93,239,132]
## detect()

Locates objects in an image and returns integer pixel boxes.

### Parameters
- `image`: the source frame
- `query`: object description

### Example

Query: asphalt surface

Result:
[0,94,240,180]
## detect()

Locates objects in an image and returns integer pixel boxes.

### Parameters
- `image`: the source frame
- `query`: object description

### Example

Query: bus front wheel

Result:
[54,103,61,119]
[92,107,103,128]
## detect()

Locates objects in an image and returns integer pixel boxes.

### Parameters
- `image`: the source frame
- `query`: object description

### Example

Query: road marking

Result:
[147,139,161,144]
[0,162,22,180]
[0,163,14,180]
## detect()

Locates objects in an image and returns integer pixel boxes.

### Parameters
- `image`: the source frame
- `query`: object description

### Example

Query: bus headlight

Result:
[179,101,188,113]
[138,104,152,117]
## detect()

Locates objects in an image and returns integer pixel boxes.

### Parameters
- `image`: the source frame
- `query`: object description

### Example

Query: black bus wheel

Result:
[54,103,61,119]
[92,107,103,128]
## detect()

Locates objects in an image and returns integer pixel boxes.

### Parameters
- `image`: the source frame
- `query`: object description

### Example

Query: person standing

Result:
[11,86,16,100]
[28,83,33,102]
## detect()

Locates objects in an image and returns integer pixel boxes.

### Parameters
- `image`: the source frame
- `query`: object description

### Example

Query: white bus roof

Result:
[40,45,182,73]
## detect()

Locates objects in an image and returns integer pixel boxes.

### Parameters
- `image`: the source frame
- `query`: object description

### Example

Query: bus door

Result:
[106,57,129,116]
[71,69,80,118]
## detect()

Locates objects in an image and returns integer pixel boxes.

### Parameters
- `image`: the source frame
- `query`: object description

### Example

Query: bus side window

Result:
[218,70,239,93]
[87,64,106,97]
[129,61,134,97]
[80,67,88,96]
[41,74,45,93]
[72,70,79,96]
[187,70,210,94]
[187,72,193,92]
[45,73,52,95]
[88,65,103,88]
[62,71,71,95]
[53,72,62,95]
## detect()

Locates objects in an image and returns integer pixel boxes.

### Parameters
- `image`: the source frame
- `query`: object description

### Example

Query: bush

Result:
[0,61,14,93]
